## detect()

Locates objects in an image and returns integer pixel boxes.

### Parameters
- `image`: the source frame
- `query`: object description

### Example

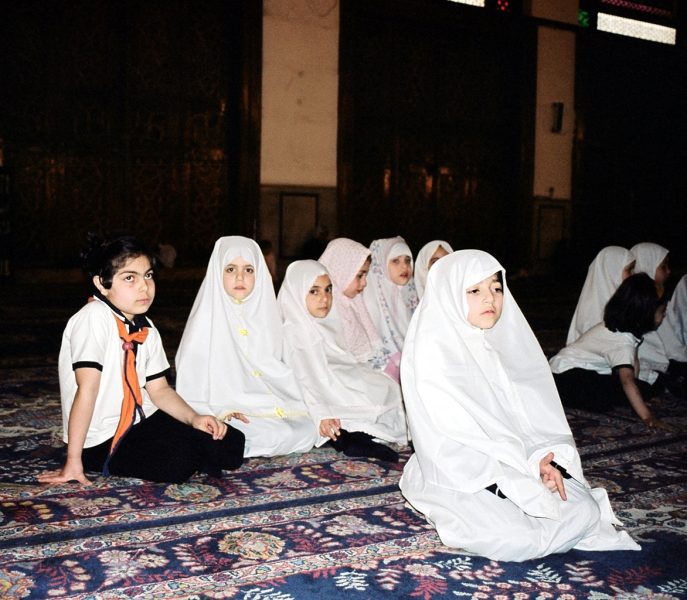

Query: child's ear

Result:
[92,275,108,295]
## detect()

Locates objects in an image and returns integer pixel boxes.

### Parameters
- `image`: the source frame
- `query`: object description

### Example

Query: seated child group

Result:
[38,232,685,562]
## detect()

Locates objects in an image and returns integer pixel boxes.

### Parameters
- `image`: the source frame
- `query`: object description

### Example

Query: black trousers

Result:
[82,410,245,483]
[553,368,654,412]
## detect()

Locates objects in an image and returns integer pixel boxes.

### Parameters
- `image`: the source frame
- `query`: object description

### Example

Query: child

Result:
[363,236,419,358]
[277,260,408,462]
[38,234,245,485]
[175,236,318,457]
[630,242,671,386]
[658,274,687,396]
[399,249,639,562]
[318,238,396,379]
[414,240,454,299]
[660,274,687,352]
[631,242,670,296]
[566,246,635,344]
[550,273,668,429]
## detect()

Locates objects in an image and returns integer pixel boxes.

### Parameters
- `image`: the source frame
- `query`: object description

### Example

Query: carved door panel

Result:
[339,1,533,264]
[2,0,258,265]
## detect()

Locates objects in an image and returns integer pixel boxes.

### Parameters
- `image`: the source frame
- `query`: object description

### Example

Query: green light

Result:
[578,9,590,28]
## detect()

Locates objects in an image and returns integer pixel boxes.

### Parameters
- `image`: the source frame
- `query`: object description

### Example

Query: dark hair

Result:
[604,273,660,338]
[80,232,156,289]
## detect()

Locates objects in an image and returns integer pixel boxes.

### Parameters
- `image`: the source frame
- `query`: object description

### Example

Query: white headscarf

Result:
[658,274,687,362]
[318,238,388,368]
[630,242,669,282]
[175,236,307,421]
[277,260,407,444]
[631,242,671,381]
[566,246,635,344]
[414,240,454,298]
[401,249,585,519]
[363,237,419,355]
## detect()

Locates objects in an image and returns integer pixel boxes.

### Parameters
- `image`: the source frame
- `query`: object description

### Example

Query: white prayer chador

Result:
[631,242,669,282]
[566,246,635,344]
[414,240,454,298]
[658,274,687,362]
[319,238,389,370]
[175,236,318,457]
[277,260,408,446]
[399,250,639,561]
[631,242,671,383]
[363,237,419,356]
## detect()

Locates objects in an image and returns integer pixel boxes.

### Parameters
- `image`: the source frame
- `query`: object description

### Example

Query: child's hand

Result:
[225,412,249,424]
[642,414,675,432]
[193,415,228,440]
[539,452,567,501]
[38,459,91,486]
[319,418,341,441]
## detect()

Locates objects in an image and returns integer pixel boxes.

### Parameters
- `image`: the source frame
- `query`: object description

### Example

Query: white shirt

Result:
[550,323,638,375]
[58,298,168,447]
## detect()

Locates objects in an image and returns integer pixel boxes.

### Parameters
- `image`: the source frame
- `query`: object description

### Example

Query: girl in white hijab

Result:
[318,238,396,378]
[658,274,687,397]
[277,260,408,461]
[399,249,639,562]
[659,274,687,362]
[363,236,419,364]
[631,242,671,385]
[414,240,454,298]
[566,246,635,344]
[175,236,318,458]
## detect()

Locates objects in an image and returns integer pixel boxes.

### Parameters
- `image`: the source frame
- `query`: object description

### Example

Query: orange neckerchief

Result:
[103,315,149,475]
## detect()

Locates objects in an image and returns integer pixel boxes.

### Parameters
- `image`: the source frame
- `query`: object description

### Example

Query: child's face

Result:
[94,255,155,321]
[388,255,412,285]
[428,245,449,270]
[306,275,333,318]
[465,273,503,329]
[654,259,670,286]
[343,257,371,298]
[223,256,256,300]
[622,260,635,280]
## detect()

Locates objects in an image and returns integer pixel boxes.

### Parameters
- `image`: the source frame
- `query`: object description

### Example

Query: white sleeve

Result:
[142,322,170,380]
[603,338,636,369]
[68,304,111,369]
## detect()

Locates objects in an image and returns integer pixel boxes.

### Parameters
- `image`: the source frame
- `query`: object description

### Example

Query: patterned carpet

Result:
[1,274,687,599]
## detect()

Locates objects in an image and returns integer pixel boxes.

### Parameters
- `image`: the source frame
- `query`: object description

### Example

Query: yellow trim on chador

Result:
[218,407,309,421]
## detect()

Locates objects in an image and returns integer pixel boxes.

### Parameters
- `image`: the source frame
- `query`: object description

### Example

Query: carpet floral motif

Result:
[1,302,687,599]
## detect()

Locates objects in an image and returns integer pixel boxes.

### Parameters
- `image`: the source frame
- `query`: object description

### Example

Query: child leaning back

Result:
[38,234,245,485]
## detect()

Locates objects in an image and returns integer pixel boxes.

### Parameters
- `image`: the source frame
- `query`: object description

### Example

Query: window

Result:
[579,0,680,45]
